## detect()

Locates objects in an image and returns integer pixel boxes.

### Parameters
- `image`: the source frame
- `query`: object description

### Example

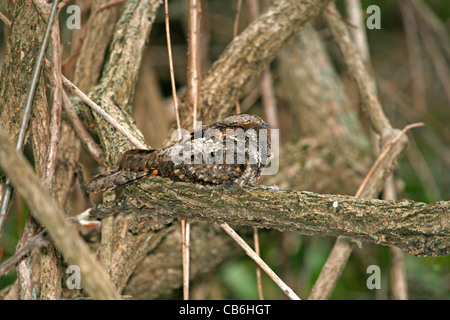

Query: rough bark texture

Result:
[0,0,51,300]
[0,127,121,299]
[0,1,49,177]
[94,180,449,257]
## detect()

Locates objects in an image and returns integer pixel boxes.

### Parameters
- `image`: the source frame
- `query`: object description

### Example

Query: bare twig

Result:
[184,0,203,300]
[39,8,64,299]
[383,175,408,300]
[60,74,146,149]
[308,237,354,300]
[390,245,408,299]
[253,226,264,300]
[325,6,357,29]
[220,223,300,300]
[165,0,189,300]
[164,0,182,140]
[0,232,48,277]
[42,13,63,191]
[73,163,96,208]
[187,0,202,130]
[0,126,122,299]
[0,0,59,236]
[346,0,370,62]
[355,122,424,197]
[0,11,11,27]
[233,0,243,39]
[233,0,243,114]
[62,90,105,164]
[181,218,190,299]
[247,0,273,300]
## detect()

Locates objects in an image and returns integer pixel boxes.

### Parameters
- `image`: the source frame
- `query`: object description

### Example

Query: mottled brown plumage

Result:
[86,114,271,193]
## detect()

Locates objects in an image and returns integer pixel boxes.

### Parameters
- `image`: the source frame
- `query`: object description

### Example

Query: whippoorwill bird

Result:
[86,113,271,193]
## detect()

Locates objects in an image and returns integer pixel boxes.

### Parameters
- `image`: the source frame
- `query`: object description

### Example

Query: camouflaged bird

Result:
[86,114,271,193]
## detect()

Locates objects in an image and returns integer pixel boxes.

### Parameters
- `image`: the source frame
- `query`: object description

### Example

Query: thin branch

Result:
[42,12,63,191]
[383,175,409,300]
[247,0,273,300]
[73,163,96,208]
[346,0,370,63]
[164,0,182,140]
[390,244,409,300]
[0,0,59,236]
[233,0,243,39]
[60,73,146,149]
[307,237,354,300]
[38,6,64,299]
[0,11,11,27]
[220,223,300,300]
[253,226,264,300]
[325,6,357,29]
[232,0,243,114]
[164,0,189,299]
[0,232,48,277]
[355,122,425,197]
[184,0,203,300]
[181,218,190,299]
[0,126,122,299]
[62,90,105,164]
[187,0,202,130]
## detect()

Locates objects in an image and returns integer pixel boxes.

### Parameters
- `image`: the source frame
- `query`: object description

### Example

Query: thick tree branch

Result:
[0,127,121,300]
[94,181,449,257]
